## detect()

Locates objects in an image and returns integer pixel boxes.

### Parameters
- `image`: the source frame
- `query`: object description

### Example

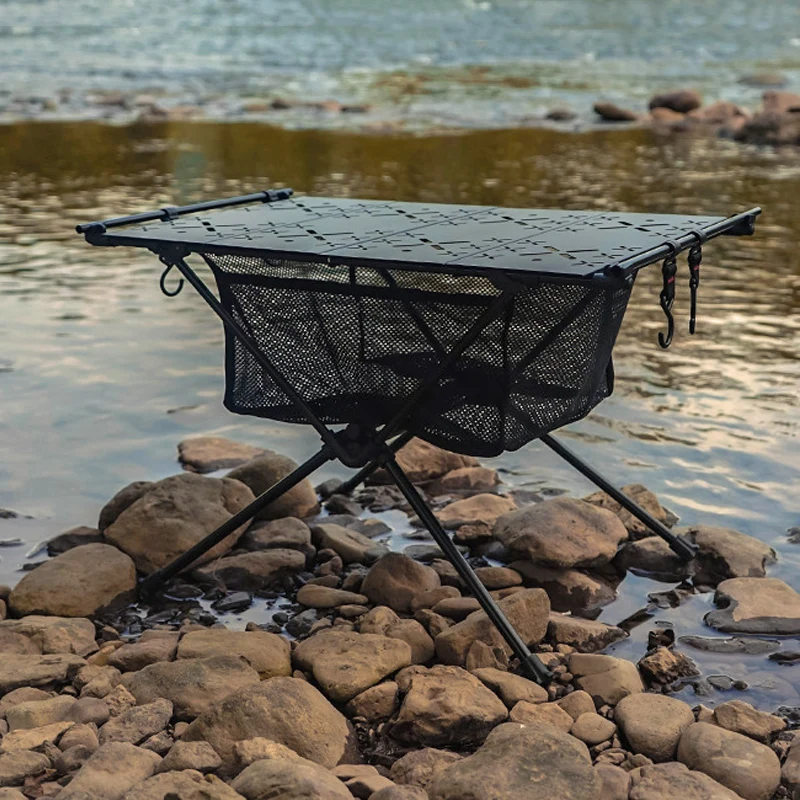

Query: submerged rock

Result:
[494,497,628,569]
[705,577,800,634]
[427,721,600,800]
[104,473,256,574]
[8,543,136,617]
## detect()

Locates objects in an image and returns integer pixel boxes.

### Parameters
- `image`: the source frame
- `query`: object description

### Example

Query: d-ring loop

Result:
[658,241,680,349]
[159,262,185,297]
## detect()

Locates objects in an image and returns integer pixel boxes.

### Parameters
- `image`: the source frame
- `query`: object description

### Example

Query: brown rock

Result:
[390,748,462,789]
[547,613,627,652]
[391,665,508,747]
[681,525,776,583]
[0,720,73,750]
[5,695,75,730]
[385,619,435,664]
[346,774,396,798]
[104,473,256,574]
[432,597,480,620]
[57,742,161,799]
[429,467,499,495]
[195,549,306,591]
[650,107,685,125]
[629,762,742,800]
[511,561,617,612]
[495,498,628,569]
[98,481,154,532]
[370,787,428,800]
[471,667,548,707]
[678,722,780,800]
[345,682,399,722]
[435,588,549,666]
[156,740,221,773]
[311,523,387,564]
[410,587,461,612]
[474,566,522,590]
[231,755,351,799]
[0,750,50,788]
[613,537,690,581]
[555,690,596,720]
[122,655,260,720]
[0,616,97,657]
[359,606,401,634]
[46,526,103,556]
[240,518,311,551]
[569,653,644,706]
[8,544,136,618]
[296,584,368,609]
[762,90,800,114]
[508,699,573,731]
[705,577,800,634]
[182,677,351,769]
[594,102,639,122]
[177,436,265,473]
[571,712,617,746]
[436,494,516,529]
[712,699,785,743]
[595,763,631,800]
[615,693,695,761]
[638,646,699,686]
[369,438,478,484]
[98,698,172,745]
[108,631,179,672]
[293,629,412,703]
[427,721,600,800]
[176,628,291,680]
[120,771,244,800]
[361,553,440,613]
[648,89,702,113]
[232,737,304,770]
[0,653,85,694]
[584,484,669,536]
[735,108,800,146]
[227,454,319,520]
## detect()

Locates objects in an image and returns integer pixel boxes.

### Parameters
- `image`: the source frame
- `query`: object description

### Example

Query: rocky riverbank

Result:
[0,435,798,799]
[2,80,799,146]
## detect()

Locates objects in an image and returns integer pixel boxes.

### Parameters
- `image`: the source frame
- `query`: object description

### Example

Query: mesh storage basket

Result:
[205,254,633,456]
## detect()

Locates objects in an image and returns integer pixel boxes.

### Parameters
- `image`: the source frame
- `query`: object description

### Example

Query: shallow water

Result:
[0,120,799,707]
[1,0,799,127]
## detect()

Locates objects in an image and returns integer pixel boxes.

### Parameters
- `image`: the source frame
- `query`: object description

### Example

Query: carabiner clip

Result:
[687,231,705,335]
[159,261,184,297]
[658,243,679,349]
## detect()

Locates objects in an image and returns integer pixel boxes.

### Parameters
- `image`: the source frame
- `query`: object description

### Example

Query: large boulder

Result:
[678,722,780,800]
[569,653,644,706]
[182,677,352,769]
[369,438,478,484]
[427,722,601,800]
[434,588,549,666]
[8,544,136,617]
[231,755,352,800]
[705,577,800,634]
[177,436,266,473]
[58,742,161,799]
[494,498,628,569]
[121,655,260,720]
[293,629,412,703]
[390,665,508,747]
[194,549,306,591]
[227,454,319,520]
[614,693,695,761]
[0,653,86,694]
[104,473,256,574]
[680,525,776,583]
[361,553,441,613]
[176,628,291,679]
[0,616,97,657]
[629,762,743,800]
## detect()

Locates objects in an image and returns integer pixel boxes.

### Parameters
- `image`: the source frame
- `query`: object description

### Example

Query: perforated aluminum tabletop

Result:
[79,194,760,281]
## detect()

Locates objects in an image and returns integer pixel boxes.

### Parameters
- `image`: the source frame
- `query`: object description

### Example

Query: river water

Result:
[0,118,799,706]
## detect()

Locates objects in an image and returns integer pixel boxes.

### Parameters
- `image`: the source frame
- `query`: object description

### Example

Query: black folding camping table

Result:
[77,190,760,684]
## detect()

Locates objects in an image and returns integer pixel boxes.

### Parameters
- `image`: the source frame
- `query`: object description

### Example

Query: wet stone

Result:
[210,592,252,613]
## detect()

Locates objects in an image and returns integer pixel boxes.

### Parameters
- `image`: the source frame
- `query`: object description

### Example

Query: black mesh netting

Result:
[204,254,633,457]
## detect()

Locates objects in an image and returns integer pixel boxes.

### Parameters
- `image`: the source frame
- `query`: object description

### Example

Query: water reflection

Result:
[0,120,798,706]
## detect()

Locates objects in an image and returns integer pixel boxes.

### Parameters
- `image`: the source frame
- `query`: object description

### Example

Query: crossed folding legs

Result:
[138,251,696,685]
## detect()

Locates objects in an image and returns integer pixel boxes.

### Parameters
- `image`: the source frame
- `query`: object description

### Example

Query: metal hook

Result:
[687,230,705,335]
[658,242,679,349]
[159,262,184,297]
